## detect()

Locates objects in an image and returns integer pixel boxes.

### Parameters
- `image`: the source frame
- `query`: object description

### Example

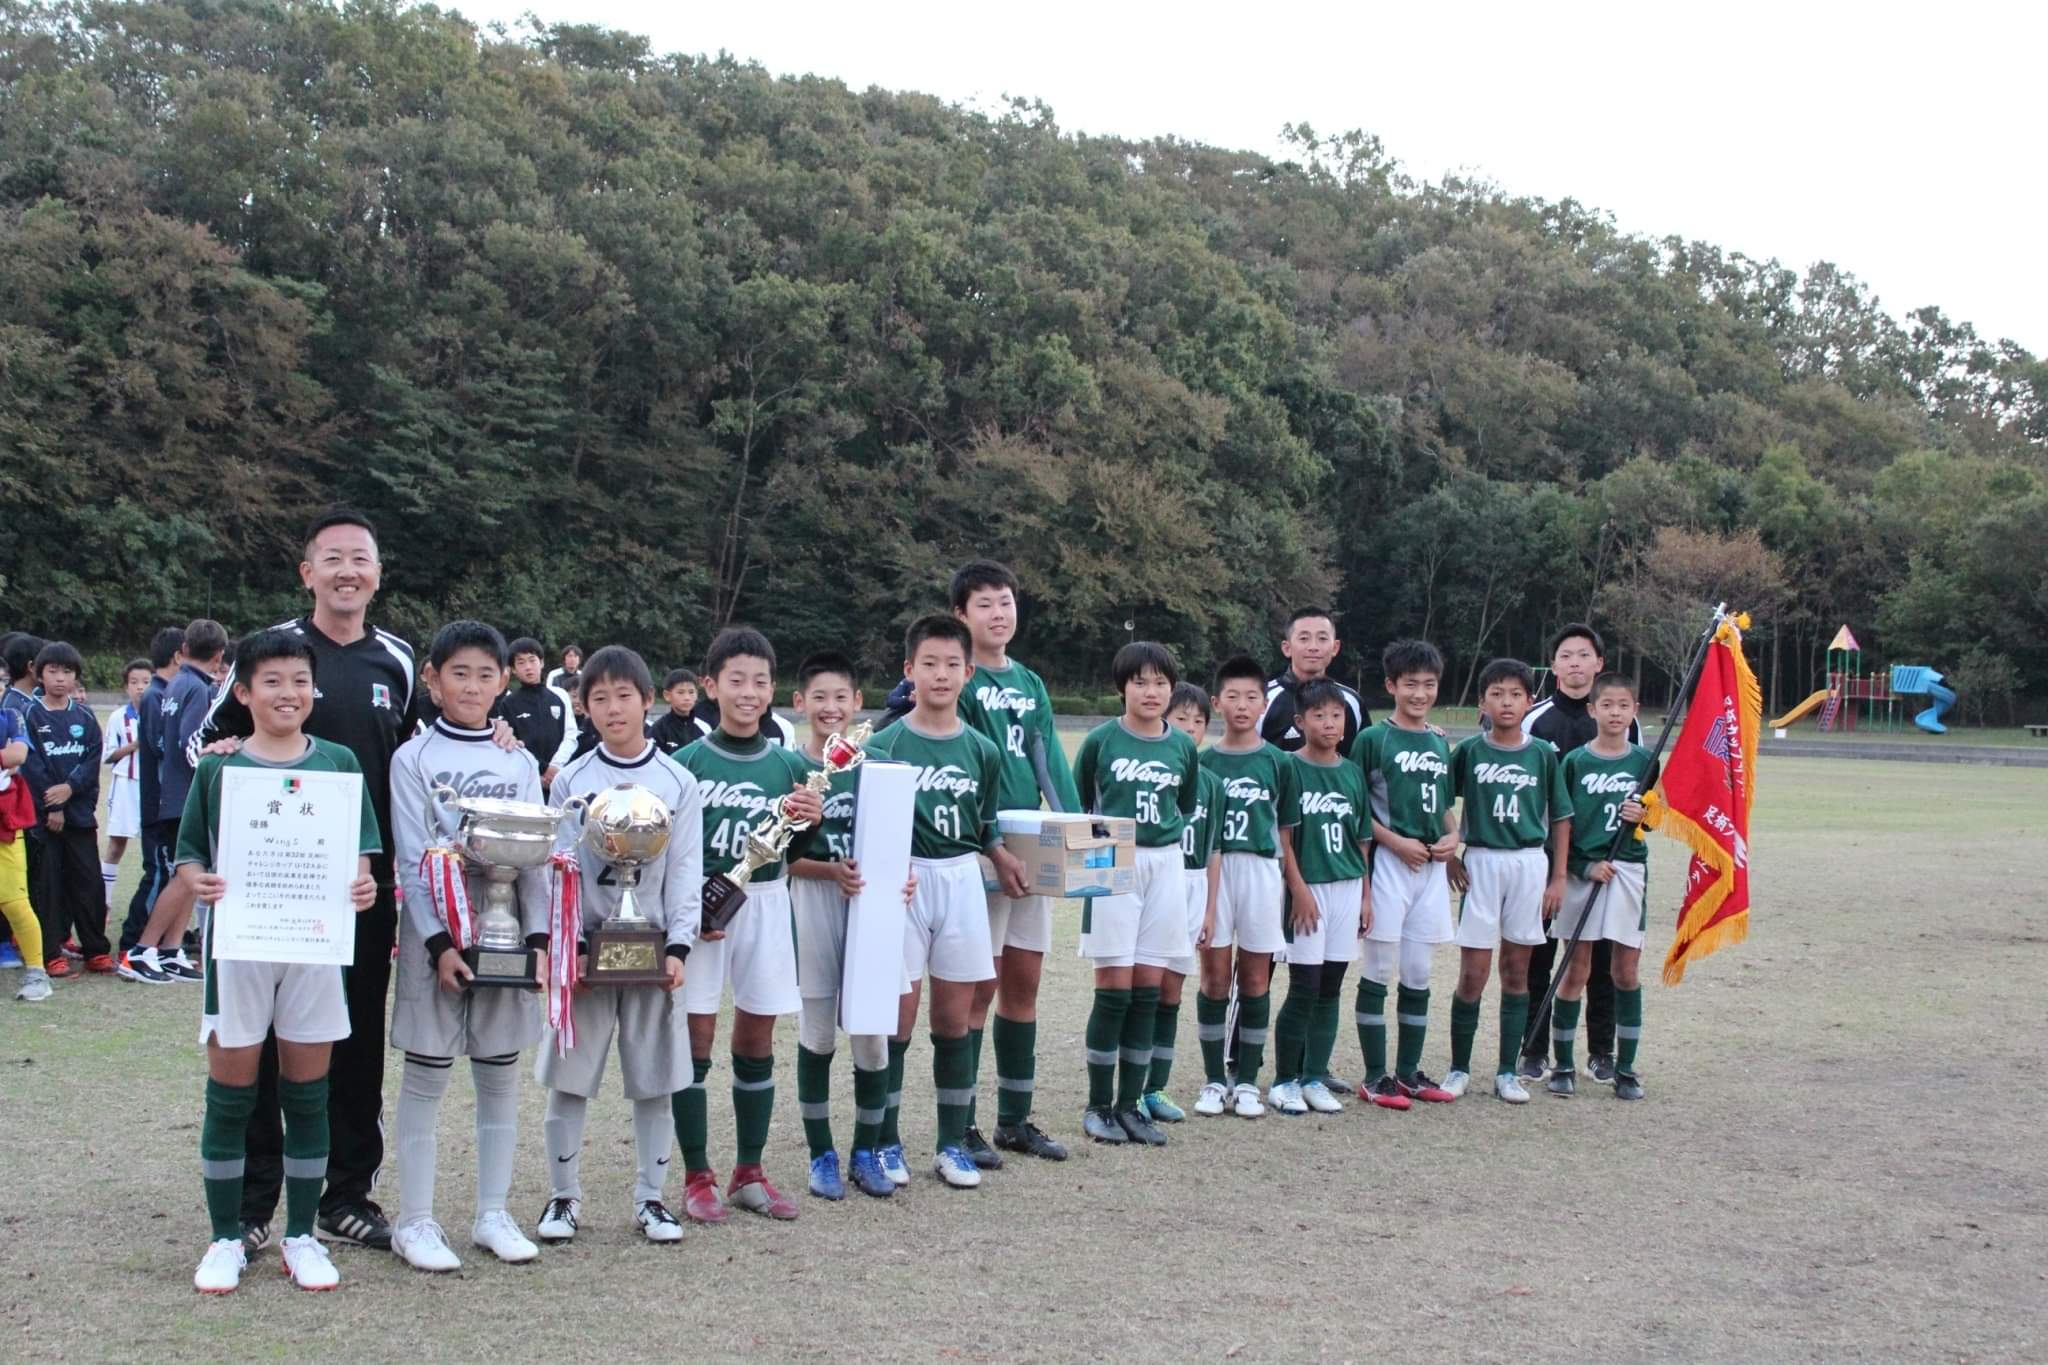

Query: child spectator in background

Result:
[101,658,151,909]
[22,642,108,976]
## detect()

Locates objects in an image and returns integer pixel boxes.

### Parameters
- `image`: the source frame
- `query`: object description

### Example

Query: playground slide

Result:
[1770,689,1832,729]
[1889,665,1956,734]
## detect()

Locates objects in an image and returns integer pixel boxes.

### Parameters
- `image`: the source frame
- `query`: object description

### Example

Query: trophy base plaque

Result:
[464,942,539,991]
[584,922,670,986]
[702,873,748,934]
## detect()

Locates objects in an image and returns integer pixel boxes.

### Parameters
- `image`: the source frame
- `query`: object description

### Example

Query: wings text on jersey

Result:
[1578,771,1639,795]
[1108,757,1182,788]
[973,684,1037,715]
[431,770,526,801]
[1221,776,1274,803]
[1394,750,1449,777]
[697,778,776,815]
[910,764,979,797]
[1472,762,1540,790]
[1299,790,1355,818]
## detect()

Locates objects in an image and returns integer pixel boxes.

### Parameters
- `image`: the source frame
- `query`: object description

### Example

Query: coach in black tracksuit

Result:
[1257,609,1370,754]
[1520,628,1642,1079]
[190,512,424,1251]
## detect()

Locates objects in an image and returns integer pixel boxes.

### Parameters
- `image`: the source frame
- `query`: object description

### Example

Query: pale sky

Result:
[455,0,2044,352]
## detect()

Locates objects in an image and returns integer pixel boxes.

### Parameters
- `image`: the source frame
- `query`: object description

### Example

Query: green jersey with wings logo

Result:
[955,660,1082,813]
[1351,721,1453,843]
[1560,743,1653,876]
[1290,754,1369,884]
[1198,741,1299,857]
[1181,766,1225,872]
[792,750,859,864]
[862,719,1004,860]
[1451,733,1570,850]
[1073,720,1201,849]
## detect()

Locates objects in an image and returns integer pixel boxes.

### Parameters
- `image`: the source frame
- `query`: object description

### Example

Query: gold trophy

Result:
[702,721,871,932]
[577,784,675,986]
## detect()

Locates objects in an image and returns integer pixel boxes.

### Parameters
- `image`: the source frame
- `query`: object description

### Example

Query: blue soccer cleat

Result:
[879,1143,911,1187]
[807,1150,846,1201]
[848,1149,894,1199]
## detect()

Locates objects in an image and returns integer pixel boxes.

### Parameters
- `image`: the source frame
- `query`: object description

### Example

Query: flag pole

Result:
[1520,602,1729,1058]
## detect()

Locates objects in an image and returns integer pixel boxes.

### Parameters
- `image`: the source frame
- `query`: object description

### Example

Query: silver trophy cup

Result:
[430,786,586,990]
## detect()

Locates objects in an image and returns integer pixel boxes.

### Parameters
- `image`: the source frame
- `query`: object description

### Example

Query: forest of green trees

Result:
[3,1,2043,718]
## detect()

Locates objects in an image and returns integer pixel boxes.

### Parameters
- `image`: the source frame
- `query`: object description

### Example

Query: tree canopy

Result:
[3,1,2042,717]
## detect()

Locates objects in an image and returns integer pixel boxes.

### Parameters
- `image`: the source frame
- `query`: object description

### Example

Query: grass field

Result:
[4,754,2045,1362]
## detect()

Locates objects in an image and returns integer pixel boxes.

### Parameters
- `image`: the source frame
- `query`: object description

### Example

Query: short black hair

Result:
[1112,640,1178,692]
[1213,653,1267,691]
[1589,671,1637,703]
[797,650,859,690]
[1477,658,1537,697]
[1168,682,1211,722]
[661,668,696,693]
[557,669,582,697]
[1381,639,1445,682]
[1286,606,1336,632]
[905,614,972,661]
[183,619,229,664]
[1549,622,1605,660]
[705,627,775,680]
[33,641,84,676]
[124,657,152,680]
[1297,677,1348,715]
[234,629,318,690]
[561,644,584,661]
[5,633,47,683]
[303,507,378,557]
[428,619,509,670]
[149,626,186,670]
[579,645,652,701]
[508,636,545,663]
[949,559,1019,613]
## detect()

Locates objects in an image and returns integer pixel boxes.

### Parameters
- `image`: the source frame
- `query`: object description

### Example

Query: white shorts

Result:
[389,910,541,1058]
[1551,864,1648,949]
[200,958,349,1049]
[1457,847,1550,949]
[1367,854,1453,944]
[987,889,1053,955]
[684,879,800,1017]
[903,854,996,985]
[1163,865,1212,977]
[1287,879,1364,966]
[1080,845,1191,968]
[1213,852,1285,954]
[535,985,690,1100]
[791,875,848,999]
[107,774,142,839]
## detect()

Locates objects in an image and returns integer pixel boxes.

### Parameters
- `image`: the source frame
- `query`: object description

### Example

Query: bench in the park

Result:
[2028,723,2048,739]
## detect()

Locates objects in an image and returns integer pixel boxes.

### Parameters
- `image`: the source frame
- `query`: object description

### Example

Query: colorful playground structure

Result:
[1769,626,1956,735]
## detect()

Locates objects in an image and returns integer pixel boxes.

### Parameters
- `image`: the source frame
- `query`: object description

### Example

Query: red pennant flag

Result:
[1644,616,1760,984]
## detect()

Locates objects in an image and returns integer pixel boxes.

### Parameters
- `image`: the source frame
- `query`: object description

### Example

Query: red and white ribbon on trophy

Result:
[419,846,474,950]
[546,850,581,1055]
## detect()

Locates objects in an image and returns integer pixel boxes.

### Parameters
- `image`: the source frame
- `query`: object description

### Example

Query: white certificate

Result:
[211,765,362,966]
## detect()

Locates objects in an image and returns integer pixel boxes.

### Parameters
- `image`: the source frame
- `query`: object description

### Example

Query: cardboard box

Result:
[841,761,914,1035]
[993,810,1136,899]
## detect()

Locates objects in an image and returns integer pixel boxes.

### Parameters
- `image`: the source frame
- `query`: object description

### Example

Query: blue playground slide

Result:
[1888,666,1956,734]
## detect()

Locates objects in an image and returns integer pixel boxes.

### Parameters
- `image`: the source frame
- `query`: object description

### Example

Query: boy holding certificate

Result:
[175,631,379,1294]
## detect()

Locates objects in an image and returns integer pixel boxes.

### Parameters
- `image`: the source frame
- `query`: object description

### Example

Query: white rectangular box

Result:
[841,760,915,1035]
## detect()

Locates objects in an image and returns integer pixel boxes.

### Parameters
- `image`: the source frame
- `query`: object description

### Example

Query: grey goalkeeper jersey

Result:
[549,740,704,952]
[391,719,552,949]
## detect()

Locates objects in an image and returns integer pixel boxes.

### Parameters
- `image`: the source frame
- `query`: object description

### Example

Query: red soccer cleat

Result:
[725,1164,799,1220]
[86,953,117,974]
[682,1169,730,1224]
[1398,1070,1457,1104]
[1359,1075,1412,1111]
[45,957,75,980]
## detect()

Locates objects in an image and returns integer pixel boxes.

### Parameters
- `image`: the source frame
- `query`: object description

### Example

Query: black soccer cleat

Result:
[1614,1071,1645,1101]
[992,1120,1068,1161]
[1587,1054,1618,1084]
[240,1220,273,1257]
[1082,1106,1128,1144]
[317,1199,393,1250]
[1114,1105,1168,1147]
[1516,1053,1548,1082]
[1546,1068,1577,1098]
[961,1126,1004,1171]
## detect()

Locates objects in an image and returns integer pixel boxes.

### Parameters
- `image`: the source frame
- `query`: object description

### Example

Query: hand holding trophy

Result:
[702,720,872,932]
[421,785,587,990]
[575,783,676,986]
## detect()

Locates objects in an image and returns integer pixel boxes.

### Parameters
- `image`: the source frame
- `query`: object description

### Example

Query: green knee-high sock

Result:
[1309,964,1346,1080]
[1085,988,1129,1109]
[1196,991,1229,1085]
[277,1076,330,1240]
[732,1053,775,1166]
[1147,998,1180,1092]
[1497,992,1530,1076]
[933,1031,973,1151]
[1616,987,1643,1072]
[200,1078,258,1241]
[1552,997,1582,1071]
[880,1039,908,1147]
[674,1057,712,1173]
[1118,986,1158,1108]
[1355,977,1389,1082]
[965,1025,984,1127]
[1396,986,1431,1076]
[1236,991,1270,1086]
[1450,993,1482,1073]
[992,1014,1036,1125]
[796,1045,835,1160]
[852,1060,888,1153]
[1274,981,1312,1083]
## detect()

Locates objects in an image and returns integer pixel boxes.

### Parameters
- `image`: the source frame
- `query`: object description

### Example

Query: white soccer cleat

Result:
[1493,1072,1530,1104]
[1231,1083,1267,1118]
[472,1209,538,1264]
[280,1234,340,1290]
[1193,1081,1229,1116]
[536,1196,580,1243]
[636,1200,685,1242]
[193,1238,246,1294]
[393,1219,461,1272]
[932,1145,982,1189]
[1300,1080,1345,1114]
[1267,1080,1309,1116]
[1442,1069,1471,1100]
